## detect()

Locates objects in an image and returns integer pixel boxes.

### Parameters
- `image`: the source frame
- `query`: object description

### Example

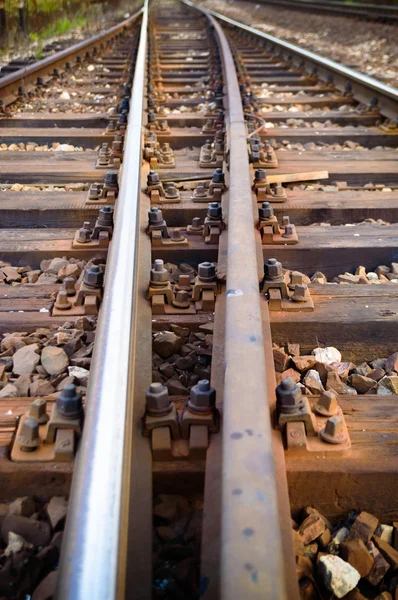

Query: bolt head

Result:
[320,415,347,444]
[212,168,224,184]
[148,207,164,225]
[83,264,104,288]
[29,399,49,424]
[189,379,216,412]
[255,168,266,181]
[105,172,118,187]
[98,206,114,226]
[147,170,160,186]
[207,202,222,219]
[17,416,41,451]
[57,384,83,419]
[276,378,303,413]
[151,259,169,283]
[198,262,216,282]
[313,390,338,417]
[291,284,308,302]
[264,258,283,281]
[145,382,171,414]
[259,202,273,219]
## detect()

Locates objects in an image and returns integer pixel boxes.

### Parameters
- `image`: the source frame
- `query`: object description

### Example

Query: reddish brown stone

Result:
[373,535,398,569]
[273,348,290,373]
[384,352,398,373]
[8,496,36,518]
[349,511,379,542]
[298,514,326,545]
[287,343,300,357]
[366,541,390,585]
[282,368,301,383]
[292,355,317,372]
[340,539,374,577]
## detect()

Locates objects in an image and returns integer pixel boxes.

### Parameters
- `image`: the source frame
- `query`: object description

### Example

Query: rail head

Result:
[56,2,148,599]
[0,8,143,105]
[191,3,398,120]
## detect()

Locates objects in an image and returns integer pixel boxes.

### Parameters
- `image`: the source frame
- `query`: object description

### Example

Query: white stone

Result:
[312,347,342,365]
[319,555,360,598]
[68,366,89,386]
[59,90,70,100]
[367,272,378,281]
[375,524,394,544]
[54,144,76,152]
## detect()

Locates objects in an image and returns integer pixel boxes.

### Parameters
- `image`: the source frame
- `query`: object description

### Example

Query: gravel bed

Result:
[195,0,398,84]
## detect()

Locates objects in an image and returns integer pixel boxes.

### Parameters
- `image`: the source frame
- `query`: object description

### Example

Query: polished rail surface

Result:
[56,2,148,598]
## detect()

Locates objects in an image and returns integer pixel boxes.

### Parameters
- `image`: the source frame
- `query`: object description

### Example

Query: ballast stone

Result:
[319,555,360,598]
[12,344,41,375]
[312,347,342,365]
[41,347,69,376]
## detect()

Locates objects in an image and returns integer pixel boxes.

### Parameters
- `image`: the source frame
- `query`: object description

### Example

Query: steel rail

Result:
[0,8,143,104]
[56,2,148,599]
[191,4,398,120]
[255,0,398,21]
[182,0,292,597]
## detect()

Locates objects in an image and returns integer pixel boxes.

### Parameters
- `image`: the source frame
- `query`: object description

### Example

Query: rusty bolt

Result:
[188,379,216,413]
[254,168,266,182]
[212,168,224,184]
[191,217,202,231]
[291,284,309,303]
[290,272,303,287]
[77,222,92,243]
[264,258,283,282]
[276,378,304,414]
[147,97,155,109]
[57,384,83,420]
[207,202,222,220]
[83,264,104,289]
[147,170,160,187]
[54,290,72,310]
[172,290,191,309]
[282,216,290,227]
[145,382,172,416]
[320,415,347,444]
[107,120,117,132]
[63,277,76,297]
[259,202,273,220]
[151,259,169,284]
[194,182,207,197]
[313,390,338,417]
[105,172,118,188]
[176,274,192,291]
[88,183,101,200]
[16,416,41,452]
[282,224,295,239]
[274,183,285,197]
[171,229,184,241]
[198,262,216,282]
[161,143,172,155]
[148,112,156,123]
[165,182,178,198]
[148,207,164,225]
[97,206,114,228]
[29,399,49,425]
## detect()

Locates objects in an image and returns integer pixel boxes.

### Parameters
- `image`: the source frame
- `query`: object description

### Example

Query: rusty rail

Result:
[0,8,143,106]
[56,2,148,599]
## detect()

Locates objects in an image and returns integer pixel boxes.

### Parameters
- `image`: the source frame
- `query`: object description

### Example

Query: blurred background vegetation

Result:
[0,0,141,56]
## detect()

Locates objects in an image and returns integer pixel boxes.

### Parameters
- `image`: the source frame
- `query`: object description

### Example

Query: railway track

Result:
[251,0,398,23]
[0,0,397,598]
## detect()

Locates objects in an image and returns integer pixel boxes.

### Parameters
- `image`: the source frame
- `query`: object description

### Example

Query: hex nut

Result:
[207,202,222,219]
[151,259,169,284]
[198,262,216,282]
[276,378,304,414]
[148,207,164,225]
[17,416,41,451]
[146,382,172,415]
[259,202,273,220]
[83,264,104,289]
[57,384,83,419]
[264,258,283,281]
[188,379,216,412]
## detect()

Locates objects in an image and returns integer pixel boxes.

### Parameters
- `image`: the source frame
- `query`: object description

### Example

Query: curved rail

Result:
[193,4,398,120]
[56,2,148,599]
[0,8,143,106]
